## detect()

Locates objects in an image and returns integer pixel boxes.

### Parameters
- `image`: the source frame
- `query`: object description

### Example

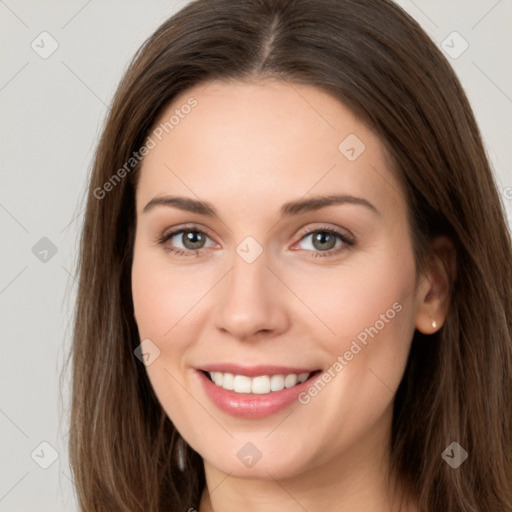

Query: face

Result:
[131,79,422,479]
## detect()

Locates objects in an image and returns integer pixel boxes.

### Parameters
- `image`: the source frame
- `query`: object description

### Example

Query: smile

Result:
[196,365,322,418]
[205,371,311,394]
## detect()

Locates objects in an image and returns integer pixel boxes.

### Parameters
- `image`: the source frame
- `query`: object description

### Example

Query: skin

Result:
[131,79,453,511]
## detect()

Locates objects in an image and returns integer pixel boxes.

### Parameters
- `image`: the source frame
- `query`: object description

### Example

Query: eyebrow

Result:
[142,194,380,218]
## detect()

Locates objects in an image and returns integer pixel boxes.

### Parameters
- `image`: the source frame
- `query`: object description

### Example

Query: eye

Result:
[294,227,355,257]
[157,227,216,256]
[157,225,354,258]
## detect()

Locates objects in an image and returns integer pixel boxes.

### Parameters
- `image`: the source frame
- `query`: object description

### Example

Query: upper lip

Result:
[198,363,320,377]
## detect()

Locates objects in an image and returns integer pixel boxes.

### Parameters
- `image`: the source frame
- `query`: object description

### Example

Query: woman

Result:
[67,0,512,510]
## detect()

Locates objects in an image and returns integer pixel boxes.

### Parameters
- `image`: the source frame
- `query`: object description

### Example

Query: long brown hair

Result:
[66,0,512,510]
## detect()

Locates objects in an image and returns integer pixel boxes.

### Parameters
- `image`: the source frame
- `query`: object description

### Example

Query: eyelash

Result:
[156,225,355,259]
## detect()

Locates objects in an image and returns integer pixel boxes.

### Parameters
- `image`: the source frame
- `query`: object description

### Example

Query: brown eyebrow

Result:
[142,194,380,217]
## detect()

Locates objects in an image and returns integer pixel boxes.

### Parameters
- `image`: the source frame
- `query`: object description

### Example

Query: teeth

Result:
[222,372,234,390]
[233,375,252,393]
[251,375,270,394]
[270,374,284,391]
[208,371,311,394]
[212,372,223,386]
[284,374,298,388]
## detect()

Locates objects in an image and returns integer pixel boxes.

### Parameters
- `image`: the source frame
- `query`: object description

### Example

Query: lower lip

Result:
[196,370,320,419]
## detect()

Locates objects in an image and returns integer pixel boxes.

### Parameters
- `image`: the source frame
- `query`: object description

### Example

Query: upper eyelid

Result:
[158,228,214,249]
[161,223,215,239]
[295,224,353,240]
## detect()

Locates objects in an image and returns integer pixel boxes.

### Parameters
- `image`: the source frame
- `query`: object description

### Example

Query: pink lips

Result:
[195,364,321,419]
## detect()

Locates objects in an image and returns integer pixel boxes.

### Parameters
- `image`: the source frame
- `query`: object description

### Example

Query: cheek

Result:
[131,247,209,436]
[293,241,418,406]
[289,244,416,352]
[131,244,192,414]
[284,249,417,460]
[131,244,210,343]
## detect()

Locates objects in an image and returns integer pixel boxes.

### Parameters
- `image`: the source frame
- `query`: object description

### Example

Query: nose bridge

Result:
[214,245,288,339]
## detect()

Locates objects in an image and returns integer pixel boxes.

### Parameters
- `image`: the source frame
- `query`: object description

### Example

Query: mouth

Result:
[201,369,322,395]
[195,365,323,419]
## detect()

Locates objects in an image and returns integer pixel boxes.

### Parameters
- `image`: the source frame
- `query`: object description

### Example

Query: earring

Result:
[432,319,438,329]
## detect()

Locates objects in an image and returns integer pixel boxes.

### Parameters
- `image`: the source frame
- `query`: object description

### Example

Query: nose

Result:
[213,251,290,341]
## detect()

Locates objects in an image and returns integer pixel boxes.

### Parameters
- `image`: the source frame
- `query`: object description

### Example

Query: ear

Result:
[414,236,457,334]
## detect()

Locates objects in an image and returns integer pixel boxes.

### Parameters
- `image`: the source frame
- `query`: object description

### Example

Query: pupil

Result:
[313,232,336,251]
[184,231,205,249]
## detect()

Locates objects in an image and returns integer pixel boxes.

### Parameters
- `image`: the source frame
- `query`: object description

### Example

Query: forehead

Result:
[136,79,403,218]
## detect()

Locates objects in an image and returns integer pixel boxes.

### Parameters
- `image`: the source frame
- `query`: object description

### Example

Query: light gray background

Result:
[1,1,511,510]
